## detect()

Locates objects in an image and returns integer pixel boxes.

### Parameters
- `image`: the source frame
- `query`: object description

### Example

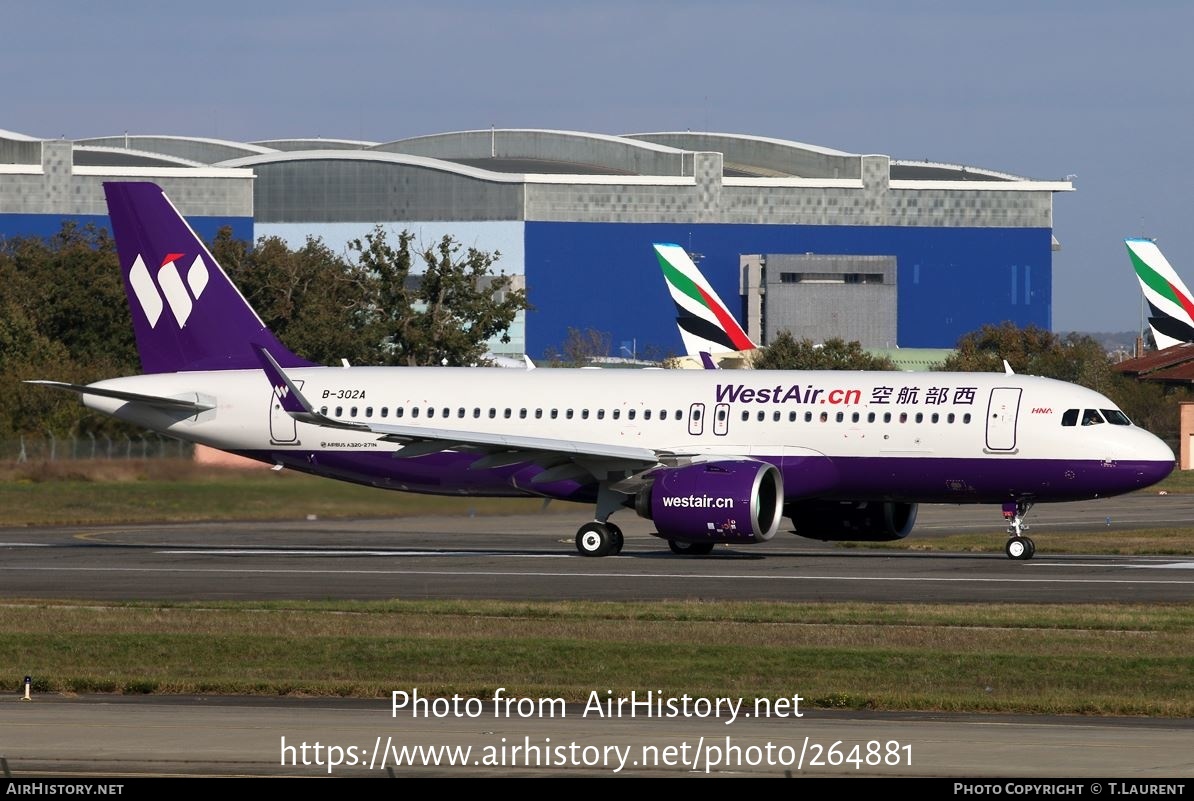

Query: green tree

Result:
[0,224,140,438]
[940,322,1188,439]
[941,322,1121,393]
[542,327,612,367]
[350,228,529,366]
[216,230,378,366]
[1,222,136,370]
[749,331,897,370]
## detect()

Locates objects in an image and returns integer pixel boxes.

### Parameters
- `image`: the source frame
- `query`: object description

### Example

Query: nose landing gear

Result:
[1002,500,1035,560]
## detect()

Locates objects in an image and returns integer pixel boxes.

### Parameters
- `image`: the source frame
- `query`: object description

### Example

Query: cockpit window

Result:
[1081,409,1104,426]
[1061,409,1079,427]
[1102,409,1131,426]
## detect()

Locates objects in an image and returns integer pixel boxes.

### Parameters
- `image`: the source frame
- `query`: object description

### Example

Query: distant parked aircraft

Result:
[653,243,756,369]
[1125,237,1194,349]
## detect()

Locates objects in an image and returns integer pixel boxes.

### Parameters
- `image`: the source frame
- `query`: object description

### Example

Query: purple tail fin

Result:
[104,181,315,373]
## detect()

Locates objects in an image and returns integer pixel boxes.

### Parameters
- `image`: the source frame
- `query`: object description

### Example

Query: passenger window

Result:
[535,409,543,419]
[820,412,828,423]
[852,412,859,423]
[835,412,843,422]
[581,409,589,420]
[789,411,797,422]
[644,410,652,420]
[963,413,971,423]
[335,406,343,417]
[899,413,907,423]
[458,408,465,418]
[566,409,574,419]
[473,408,480,418]
[758,411,766,422]
[1062,409,1079,427]
[883,412,891,423]
[320,406,328,416]
[489,408,496,419]
[519,408,527,419]
[411,407,418,418]
[867,412,875,423]
[380,407,388,418]
[365,407,373,418]
[396,407,405,418]
[597,409,605,420]
[613,409,621,420]
[504,408,512,419]
[550,409,558,419]
[947,413,955,423]
[628,409,636,420]
[805,412,813,422]
[915,413,923,423]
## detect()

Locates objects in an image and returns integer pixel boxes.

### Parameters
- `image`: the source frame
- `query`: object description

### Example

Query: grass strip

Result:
[3,600,1192,717]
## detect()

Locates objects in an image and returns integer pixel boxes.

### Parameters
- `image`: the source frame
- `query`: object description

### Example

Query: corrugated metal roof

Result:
[1113,343,1194,376]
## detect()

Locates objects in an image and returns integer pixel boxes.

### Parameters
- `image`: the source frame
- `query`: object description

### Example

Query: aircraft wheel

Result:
[668,540,715,556]
[1005,536,1034,560]
[606,523,624,554]
[576,523,614,557]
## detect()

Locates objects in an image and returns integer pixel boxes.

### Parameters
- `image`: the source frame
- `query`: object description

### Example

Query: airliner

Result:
[653,243,756,369]
[1126,237,1194,349]
[30,183,1176,560]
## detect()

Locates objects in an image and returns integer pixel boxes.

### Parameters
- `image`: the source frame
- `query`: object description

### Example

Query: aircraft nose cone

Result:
[1141,458,1175,486]
[1137,433,1176,486]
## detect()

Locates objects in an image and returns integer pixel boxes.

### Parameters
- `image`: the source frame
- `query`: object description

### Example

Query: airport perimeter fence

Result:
[2,433,194,463]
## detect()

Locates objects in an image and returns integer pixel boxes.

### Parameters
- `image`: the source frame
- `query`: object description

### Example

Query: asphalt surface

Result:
[1,493,1192,779]
[2,495,1193,603]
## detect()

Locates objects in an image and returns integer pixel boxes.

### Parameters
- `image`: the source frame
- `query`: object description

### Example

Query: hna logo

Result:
[128,252,210,328]
[1031,407,1053,414]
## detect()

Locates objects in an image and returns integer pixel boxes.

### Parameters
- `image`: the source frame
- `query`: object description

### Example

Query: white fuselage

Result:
[82,365,1174,505]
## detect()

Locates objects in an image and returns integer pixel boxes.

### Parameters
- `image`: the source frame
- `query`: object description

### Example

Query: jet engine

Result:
[635,460,783,544]
[785,500,918,542]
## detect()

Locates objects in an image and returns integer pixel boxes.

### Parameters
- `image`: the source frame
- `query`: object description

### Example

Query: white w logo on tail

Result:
[128,253,210,328]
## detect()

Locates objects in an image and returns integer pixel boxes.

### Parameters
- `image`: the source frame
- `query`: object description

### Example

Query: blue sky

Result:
[4,1,1191,334]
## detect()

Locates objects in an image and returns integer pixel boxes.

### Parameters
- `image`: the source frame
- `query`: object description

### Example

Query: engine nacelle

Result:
[635,460,784,544]
[785,500,918,542]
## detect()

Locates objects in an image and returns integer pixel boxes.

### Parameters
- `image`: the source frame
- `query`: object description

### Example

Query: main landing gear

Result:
[576,522,623,557]
[575,482,628,557]
[1002,500,1036,561]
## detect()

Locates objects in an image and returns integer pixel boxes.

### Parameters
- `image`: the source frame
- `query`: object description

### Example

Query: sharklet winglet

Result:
[252,345,367,432]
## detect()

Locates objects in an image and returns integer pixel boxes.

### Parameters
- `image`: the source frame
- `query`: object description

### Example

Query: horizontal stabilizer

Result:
[24,380,214,412]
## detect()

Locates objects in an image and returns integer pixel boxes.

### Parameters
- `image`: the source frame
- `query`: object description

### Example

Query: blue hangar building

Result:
[1,128,1071,359]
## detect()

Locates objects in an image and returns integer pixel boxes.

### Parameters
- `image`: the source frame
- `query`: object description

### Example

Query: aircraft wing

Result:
[23,380,215,412]
[252,346,666,480]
